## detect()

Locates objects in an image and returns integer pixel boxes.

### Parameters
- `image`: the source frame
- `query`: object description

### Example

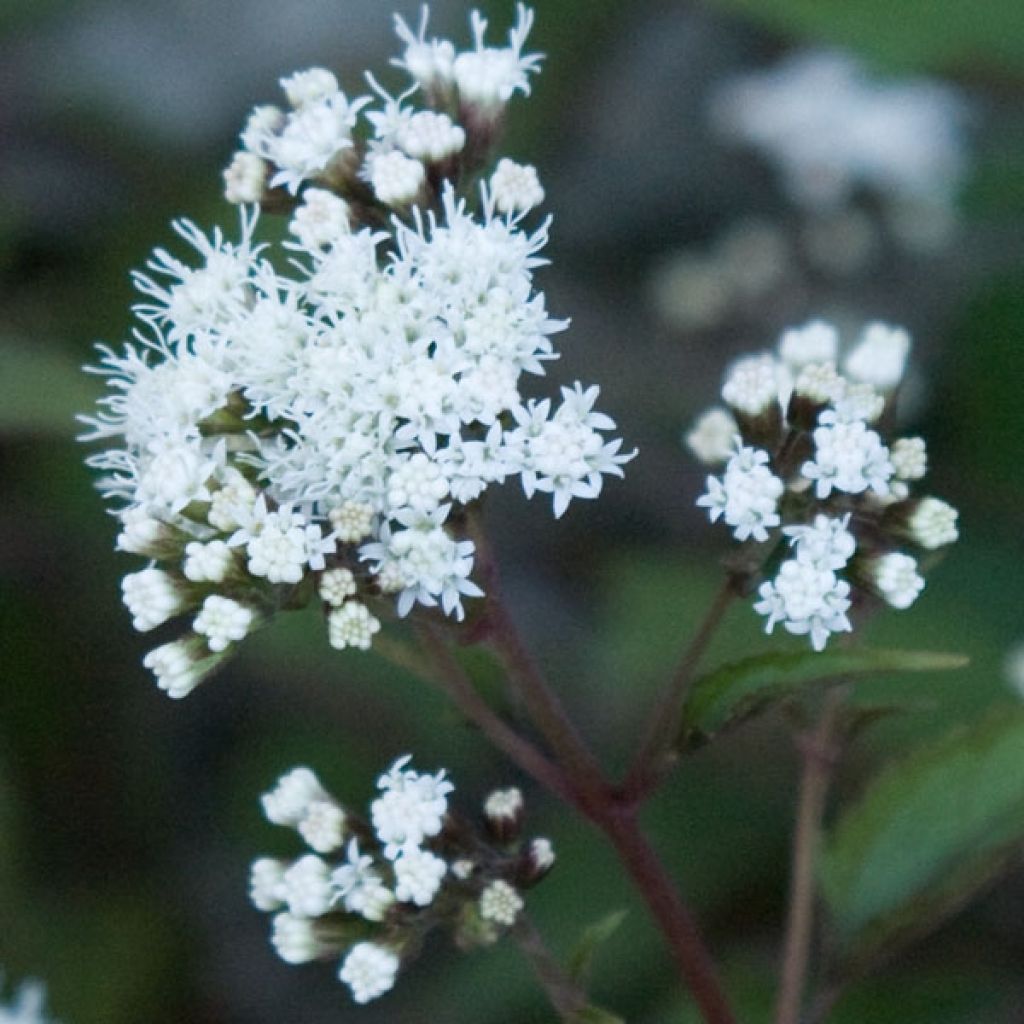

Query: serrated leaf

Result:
[820,707,1024,969]
[679,649,967,750]
[567,910,629,984]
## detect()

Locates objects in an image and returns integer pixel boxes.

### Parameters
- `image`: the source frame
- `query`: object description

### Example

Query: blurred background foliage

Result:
[1,0,1023,1021]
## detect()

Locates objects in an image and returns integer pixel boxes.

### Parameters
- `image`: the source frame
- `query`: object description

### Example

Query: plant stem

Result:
[623,580,736,801]
[513,914,591,1020]
[414,622,573,803]
[774,689,845,1024]
[598,806,737,1024]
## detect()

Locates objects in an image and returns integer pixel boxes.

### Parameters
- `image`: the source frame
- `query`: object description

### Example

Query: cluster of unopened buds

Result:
[251,757,554,1003]
[689,320,959,650]
[79,5,633,699]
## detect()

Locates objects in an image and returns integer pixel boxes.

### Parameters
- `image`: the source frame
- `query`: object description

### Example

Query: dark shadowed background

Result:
[2,0,1023,1020]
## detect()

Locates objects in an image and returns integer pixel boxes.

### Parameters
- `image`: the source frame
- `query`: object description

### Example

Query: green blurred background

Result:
[1,0,1023,1020]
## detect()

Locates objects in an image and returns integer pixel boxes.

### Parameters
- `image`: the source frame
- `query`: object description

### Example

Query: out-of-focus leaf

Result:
[704,0,1024,74]
[567,909,628,983]
[0,340,97,437]
[678,649,967,750]
[820,707,1024,968]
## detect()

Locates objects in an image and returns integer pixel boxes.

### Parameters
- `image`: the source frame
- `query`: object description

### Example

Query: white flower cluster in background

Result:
[691,320,959,650]
[80,4,633,698]
[713,50,968,248]
[251,758,554,1004]
[0,973,60,1024]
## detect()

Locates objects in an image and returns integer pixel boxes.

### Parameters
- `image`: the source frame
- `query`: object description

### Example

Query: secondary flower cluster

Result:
[690,320,959,650]
[0,973,60,1024]
[80,5,632,698]
[251,758,554,1004]
[713,50,967,231]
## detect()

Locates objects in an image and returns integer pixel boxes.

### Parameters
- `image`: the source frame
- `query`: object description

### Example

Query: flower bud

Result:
[483,787,523,844]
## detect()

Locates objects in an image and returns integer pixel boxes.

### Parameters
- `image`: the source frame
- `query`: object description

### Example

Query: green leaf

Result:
[570,1007,626,1024]
[679,648,967,750]
[820,707,1024,969]
[567,910,629,984]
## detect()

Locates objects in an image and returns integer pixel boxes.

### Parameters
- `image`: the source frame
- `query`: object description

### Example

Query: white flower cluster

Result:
[713,50,967,221]
[81,4,633,698]
[251,758,552,1004]
[691,320,959,650]
[0,974,60,1024]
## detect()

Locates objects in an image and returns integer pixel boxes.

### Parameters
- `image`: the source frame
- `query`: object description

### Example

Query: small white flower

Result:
[289,188,351,249]
[223,151,266,203]
[339,942,400,1004]
[262,767,331,827]
[116,506,174,557]
[143,638,207,699]
[453,5,543,111]
[479,879,524,926]
[398,110,465,162]
[121,568,186,631]
[784,514,857,571]
[282,854,335,917]
[207,469,258,532]
[907,497,958,549]
[484,787,523,822]
[319,568,357,607]
[697,444,783,543]
[391,7,457,90]
[249,857,287,911]
[328,501,376,544]
[793,362,841,404]
[802,419,893,499]
[870,552,925,609]
[528,837,556,874]
[297,798,346,854]
[890,437,928,480]
[367,150,425,206]
[685,408,738,465]
[490,159,545,214]
[844,322,911,390]
[182,540,234,583]
[331,840,395,922]
[721,354,782,416]
[370,755,454,858]
[778,321,839,369]
[280,68,339,109]
[754,559,852,651]
[393,846,448,906]
[327,602,381,651]
[271,912,327,964]
[193,595,254,652]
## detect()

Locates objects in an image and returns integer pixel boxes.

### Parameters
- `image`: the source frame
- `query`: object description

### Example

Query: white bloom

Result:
[697,444,783,543]
[193,595,254,652]
[182,540,234,583]
[793,362,841,404]
[826,382,885,424]
[484,787,523,822]
[393,846,447,906]
[907,497,959,549]
[231,500,334,585]
[207,469,257,533]
[271,912,327,964]
[398,110,465,161]
[367,150,425,206]
[392,7,457,90]
[721,354,782,416]
[370,755,454,858]
[289,188,351,249]
[262,767,331,827]
[339,942,400,1004]
[121,568,186,631]
[802,419,893,499]
[784,514,856,571]
[297,799,346,854]
[386,452,450,515]
[528,837,556,874]
[685,408,738,464]
[280,68,339,109]
[490,159,545,214]
[479,879,524,926]
[328,501,376,544]
[844,322,911,390]
[754,559,853,651]
[249,857,287,911]
[143,638,208,699]
[116,506,174,557]
[223,150,266,203]
[453,5,543,111]
[318,568,357,607]
[282,854,335,917]
[331,840,395,922]
[870,552,925,609]
[890,437,927,480]
[778,321,839,369]
[242,104,286,154]
[327,602,381,651]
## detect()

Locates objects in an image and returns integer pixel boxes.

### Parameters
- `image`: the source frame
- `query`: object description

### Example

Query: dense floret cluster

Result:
[251,758,553,1003]
[80,5,633,698]
[690,320,958,649]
